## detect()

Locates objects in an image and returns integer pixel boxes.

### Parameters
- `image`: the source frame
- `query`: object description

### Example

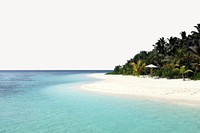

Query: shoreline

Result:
[81,74,200,106]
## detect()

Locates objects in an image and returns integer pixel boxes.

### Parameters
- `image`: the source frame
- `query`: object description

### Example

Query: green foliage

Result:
[108,65,123,75]
[152,69,163,77]
[162,69,174,79]
[192,72,200,80]
[110,24,200,80]
[152,68,180,79]
[172,68,181,78]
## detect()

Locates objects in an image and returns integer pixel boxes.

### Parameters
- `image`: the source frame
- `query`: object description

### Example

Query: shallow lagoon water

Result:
[0,71,200,133]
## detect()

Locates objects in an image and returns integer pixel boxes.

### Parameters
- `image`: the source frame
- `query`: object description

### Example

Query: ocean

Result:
[0,70,200,133]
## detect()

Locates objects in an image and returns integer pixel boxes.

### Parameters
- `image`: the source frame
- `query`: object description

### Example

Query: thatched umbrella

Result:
[145,64,158,68]
[145,64,158,76]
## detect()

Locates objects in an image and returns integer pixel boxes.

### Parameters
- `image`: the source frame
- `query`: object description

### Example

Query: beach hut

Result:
[145,64,158,76]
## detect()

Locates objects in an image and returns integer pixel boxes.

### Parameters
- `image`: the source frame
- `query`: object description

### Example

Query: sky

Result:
[0,0,200,70]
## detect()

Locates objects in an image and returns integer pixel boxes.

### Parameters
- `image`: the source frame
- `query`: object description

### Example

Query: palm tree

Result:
[130,60,146,76]
[153,37,166,55]
[179,66,193,81]
[180,31,187,40]
[191,24,200,34]
[166,37,179,55]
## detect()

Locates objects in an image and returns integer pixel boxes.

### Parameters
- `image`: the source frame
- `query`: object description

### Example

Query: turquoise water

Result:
[0,71,200,133]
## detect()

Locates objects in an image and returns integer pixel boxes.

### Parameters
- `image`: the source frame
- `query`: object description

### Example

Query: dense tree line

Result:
[109,24,200,80]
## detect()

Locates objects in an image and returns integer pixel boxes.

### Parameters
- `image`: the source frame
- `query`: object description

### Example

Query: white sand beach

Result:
[81,74,200,105]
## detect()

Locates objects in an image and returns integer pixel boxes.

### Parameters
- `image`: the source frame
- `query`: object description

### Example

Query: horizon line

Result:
[0,69,112,71]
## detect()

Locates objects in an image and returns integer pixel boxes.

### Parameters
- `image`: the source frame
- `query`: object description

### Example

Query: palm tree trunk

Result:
[150,68,153,77]
[182,74,185,81]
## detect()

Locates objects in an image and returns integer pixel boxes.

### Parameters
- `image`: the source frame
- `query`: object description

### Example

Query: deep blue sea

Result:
[0,70,200,133]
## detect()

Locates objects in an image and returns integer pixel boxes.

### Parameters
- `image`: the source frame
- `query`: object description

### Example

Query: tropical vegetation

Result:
[108,24,200,80]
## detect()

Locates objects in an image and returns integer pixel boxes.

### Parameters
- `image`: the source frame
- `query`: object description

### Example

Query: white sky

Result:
[0,0,200,70]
